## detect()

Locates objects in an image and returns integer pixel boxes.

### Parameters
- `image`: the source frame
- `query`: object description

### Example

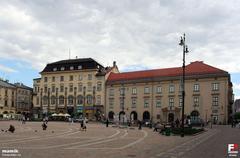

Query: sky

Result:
[0,0,239,99]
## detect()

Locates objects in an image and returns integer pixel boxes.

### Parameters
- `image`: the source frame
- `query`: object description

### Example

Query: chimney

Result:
[113,61,116,67]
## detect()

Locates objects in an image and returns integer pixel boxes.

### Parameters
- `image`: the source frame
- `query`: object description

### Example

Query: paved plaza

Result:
[0,121,239,158]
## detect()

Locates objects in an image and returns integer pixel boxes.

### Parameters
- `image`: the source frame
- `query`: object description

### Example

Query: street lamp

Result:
[83,86,86,118]
[179,33,189,137]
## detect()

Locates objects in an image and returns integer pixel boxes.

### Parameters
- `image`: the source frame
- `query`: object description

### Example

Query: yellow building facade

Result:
[33,58,118,119]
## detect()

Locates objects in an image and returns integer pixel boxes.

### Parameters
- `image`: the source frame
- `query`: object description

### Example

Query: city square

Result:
[1,121,239,158]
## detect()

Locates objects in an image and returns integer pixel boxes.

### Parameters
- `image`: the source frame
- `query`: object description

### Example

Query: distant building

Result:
[14,83,33,115]
[106,61,233,124]
[0,80,32,117]
[32,58,118,119]
[233,99,240,114]
[0,80,16,116]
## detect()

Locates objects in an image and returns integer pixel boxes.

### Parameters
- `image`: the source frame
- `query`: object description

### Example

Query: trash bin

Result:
[166,127,171,136]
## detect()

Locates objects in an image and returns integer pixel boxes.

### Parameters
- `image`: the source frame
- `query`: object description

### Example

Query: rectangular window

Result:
[4,100,7,107]
[37,97,39,105]
[88,74,92,80]
[120,99,124,109]
[144,99,149,108]
[132,88,137,95]
[212,83,219,91]
[212,96,219,106]
[52,85,55,93]
[60,76,64,82]
[156,86,162,94]
[120,88,125,95]
[169,85,175,93]
[156,99,161,108]
[144,87,150,94]
[157,114,161,119]
[69,84,73,92]
[79,75,83,81]
[193,84,200,92]
[78,84,82,92]
[44,86,47,93]
[96,95,101,105]
[193,96,199,107]
[109,98,114,109]
[52,76,55,82]
[132,98,137,108]
[97,82,102,91]
[109,89,114,96]
[69,75,73,81]
[87,82,92,92]
[60,85,64,92]
[179,97,182,107]
[169,98,174,107]
[44,77,48,82]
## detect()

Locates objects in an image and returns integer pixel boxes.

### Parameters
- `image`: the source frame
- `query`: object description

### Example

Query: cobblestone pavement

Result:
[0,121,237,158]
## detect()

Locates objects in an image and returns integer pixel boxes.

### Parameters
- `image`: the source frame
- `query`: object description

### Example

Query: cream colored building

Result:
[106,61,233,124]
[14,83,33,114]
[0,80,16,115]
[33,58,118,119]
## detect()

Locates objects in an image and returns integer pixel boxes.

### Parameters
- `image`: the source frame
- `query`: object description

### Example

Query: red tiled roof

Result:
[107,61,228,82]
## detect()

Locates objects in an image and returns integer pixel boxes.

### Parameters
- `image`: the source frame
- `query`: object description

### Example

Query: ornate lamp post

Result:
[179,33,189,137]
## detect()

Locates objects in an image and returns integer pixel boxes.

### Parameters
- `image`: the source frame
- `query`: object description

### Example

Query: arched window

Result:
[68,95,74,105]
[59,95,64,105]
[77,95,83,105]
[51,96,56,105]
[43,96,48,105]
[86,95,93,105]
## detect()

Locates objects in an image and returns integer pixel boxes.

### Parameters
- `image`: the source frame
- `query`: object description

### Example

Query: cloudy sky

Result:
[0,0,239,99]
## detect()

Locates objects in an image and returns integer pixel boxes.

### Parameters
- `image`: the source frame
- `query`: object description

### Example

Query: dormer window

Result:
[70,66,74,70]
[78,65,82,70]
[61,67,65,71]
[53,68,57,71]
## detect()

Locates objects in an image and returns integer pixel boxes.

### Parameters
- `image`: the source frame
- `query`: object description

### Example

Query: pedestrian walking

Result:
[80,120,83,130]
[138,120,142,130]
[175,119,180,128]
[83,118,87,131]
[106,118,109,127]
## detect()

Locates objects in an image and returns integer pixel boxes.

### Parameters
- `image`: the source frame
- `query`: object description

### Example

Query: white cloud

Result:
[0,64,17,73]
[233,83,240,91]
[0,0,239,73]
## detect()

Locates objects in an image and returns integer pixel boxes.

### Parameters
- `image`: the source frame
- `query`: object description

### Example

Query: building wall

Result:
[16,87,32,113]
[106,76,230,124]
[33,67,119,118]
[0,86,16,114]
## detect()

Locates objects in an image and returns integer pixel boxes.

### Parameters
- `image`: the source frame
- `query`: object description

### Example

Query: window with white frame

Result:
[144,87,150,94]
[132,98,137,108]
[179,97,182,107]
[109,98,114,109]
[96,95,101,105]
[87,82,92,92]
[132,88,137,95]
[212,96,219,106]
[69,75,73,81]
[78,83,82,92]
[193,96,199,107]
[60,67,65,71]
[169,85,175,93]
[88,74,92,80]
[169,98,174,107]
[144,99,149,108]
[156,86,162,94]
[212,83,219,91]
[70,66,74,70]
[78,65,82,70]
[109,89,114,96]
[69,84,73,92]
[97,82,102,91]
[193,84,200,92]
[156,99,161,108]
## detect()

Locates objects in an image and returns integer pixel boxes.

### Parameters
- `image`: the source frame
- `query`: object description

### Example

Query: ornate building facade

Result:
[33,58,118,119]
